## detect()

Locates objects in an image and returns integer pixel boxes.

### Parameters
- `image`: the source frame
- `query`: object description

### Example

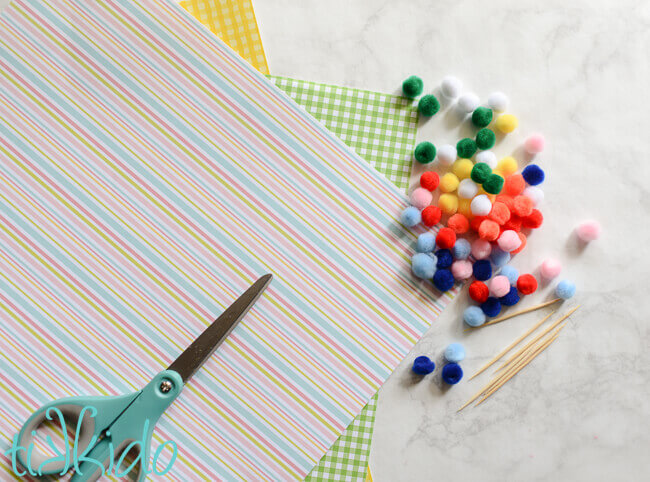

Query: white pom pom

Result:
[475,150,497,169]
[457,93,479,113]
[437,144,457,165]
[470,194,492,216]
[487,92,509,112]
[441,76,462,99]
[458,179,478,199]
[523,186,544,206]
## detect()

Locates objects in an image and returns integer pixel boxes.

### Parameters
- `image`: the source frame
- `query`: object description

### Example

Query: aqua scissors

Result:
[15,274,272,481]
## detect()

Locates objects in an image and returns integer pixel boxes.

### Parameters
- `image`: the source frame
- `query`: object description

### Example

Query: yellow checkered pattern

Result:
[180,0,269,73]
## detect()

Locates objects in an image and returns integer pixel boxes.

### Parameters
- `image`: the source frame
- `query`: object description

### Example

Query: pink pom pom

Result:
[540,258,562,279]
[524,134,545,155]
[410,187,433,210]
[451,260,473,280]
[576,220,601,242]
[489,275,511,297]
[471,239,492,260]
[497,230,522,252]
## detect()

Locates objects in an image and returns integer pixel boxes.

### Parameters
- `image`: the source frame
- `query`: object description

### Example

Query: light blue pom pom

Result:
[490,247,511,268]
[463,306,486,327]
[499,265,519,285]
[556,279,576,299]
[452,238,471,260]
[401,206,421,227]
[416,232,436,253]
[412,253,436,279]
[444,342,466,363]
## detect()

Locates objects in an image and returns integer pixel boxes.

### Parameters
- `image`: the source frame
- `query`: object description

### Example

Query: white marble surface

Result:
[2,0,649,480]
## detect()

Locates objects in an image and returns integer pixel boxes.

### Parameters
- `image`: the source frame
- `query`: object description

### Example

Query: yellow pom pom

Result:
[495,114,518,133]
[458,198,473,219]
[439,173,460,193]
[438,193,458,215]
[496,156,518,176]
[452,158,474,180]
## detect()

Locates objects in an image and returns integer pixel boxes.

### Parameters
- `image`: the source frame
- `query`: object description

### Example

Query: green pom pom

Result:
[472,107,493,128]
[402,75,424,99]
[471,162,492,183]
[476,128,496,150]
[414,141,436,164]
[418,95,440,116]
[456,138,477,159]
[483,173,505,194]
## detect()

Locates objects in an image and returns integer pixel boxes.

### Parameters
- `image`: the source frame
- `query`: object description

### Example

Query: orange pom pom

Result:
[488,202,511,225]
[495,194,514,211]
[512,195,534,217]
[448,213,469,234]
[522,209,544,229]
[478,219,500,241]
[470,216,486,232]
[421,205,442,227]
[511,232,527,254]
[504,174,525,196]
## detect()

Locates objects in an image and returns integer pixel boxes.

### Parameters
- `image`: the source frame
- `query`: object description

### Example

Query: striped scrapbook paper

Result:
[0,0,452,480]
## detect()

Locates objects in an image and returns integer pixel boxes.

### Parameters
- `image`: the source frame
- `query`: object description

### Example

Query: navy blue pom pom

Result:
[481,297,502,317]
[441,362,463,385]
[412,355,435,375]
[522,164,545,186]
[472,259,492,281]
[433,269,454,292]
[499,286,520,306]
[435,249,453,269]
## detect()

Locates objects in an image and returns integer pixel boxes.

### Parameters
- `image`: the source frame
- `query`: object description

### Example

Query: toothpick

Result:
[466,298,561,331]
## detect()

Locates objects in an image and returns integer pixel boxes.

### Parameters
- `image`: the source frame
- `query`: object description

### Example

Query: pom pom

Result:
[444,343,466,363]
[476,150,497,168]
[499,286,521,306]
[448,213,469,234]
[496,194,514,211]
[483,174,504,195]
[401,206,421,227]
[473,259,492,281]
[420,171,440,191]
[524,134,545,155]
[512,195,534,217]
[411,253,436,279]
[437,144,457,165]
[418,94,440,116]
[458,198,473,219]
[438,194,459,215]
[576,220,601,242]
[435,249,453,269]
[457,93,479,113]
[499,265,519,285]
[463,305,486,327]
[540,258,562,279]
[489,275,511,298]
[478,219,500,241]
[416,232,436,253]
[496,156,518,176]
[458,178,479,199]
[476,128,496,150]
[472,107,493,128]
[504,174,525,196]
[495,113,518,133]
[522,209,544,229]
[441,75,462,99]
[511,232,527,254]
[436,227,456,249]
[414,141,436,164]
[471,194,492,216]
[412,355,435,375]
[556,279,576,299]
[451,260,473,280]
[442,362,464,385]
[452,158,474,180]
[433,269,455,292]
[523,186,544,206]
[488,202,511,225]
[487,92,509,112]
[469,280,490,303]
[481,297,502,317]
[522,164,545,185]
[410,187,433,209]
[422,205,442,227]
[471,162,492,184]
[470,216,486,232]
[471,239,492,260]
[452,238,471,260]
[440,172,460,193]
[497,230,522,252]
[502,215,522,232]
[490,247,511,267]
[402,75,423,98]
[456,138,477,159]
[517,274,538,294]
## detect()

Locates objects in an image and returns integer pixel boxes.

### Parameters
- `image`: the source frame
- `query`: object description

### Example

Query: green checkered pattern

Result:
[305,394,378,481]
[269,76,418,190]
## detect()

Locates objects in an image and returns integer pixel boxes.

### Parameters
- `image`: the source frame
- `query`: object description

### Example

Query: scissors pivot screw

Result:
[160,380,173,393]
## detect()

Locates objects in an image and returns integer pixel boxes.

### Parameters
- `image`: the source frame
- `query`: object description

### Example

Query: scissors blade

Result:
[168,274,272,383]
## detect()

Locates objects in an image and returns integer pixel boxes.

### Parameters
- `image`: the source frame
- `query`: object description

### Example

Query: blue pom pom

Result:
[433,269,454,292]
[463,306,486,327]
[473,259,492,281]
[416,232,436,253]
[401,206,422,227]
[490,247,511,268]
[499,286,520,306]
[412,253,436,279]
[412,355,435,375]
[556,279,576,299]
[435,249,453,268]
[499,265,519,285]
[481,297,502,317]
[452,238,471,260]
[522,164,545,186]
[444,343,466,362]
[441,362,463,385]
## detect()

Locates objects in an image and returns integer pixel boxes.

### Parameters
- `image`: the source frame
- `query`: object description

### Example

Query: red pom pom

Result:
[421,205,442,227]
[517,274,538,295]
[420,171,440,191]
[511,232,527,254]
[504,174,525,196]
[502,215,522,232]
[469,280,489,303]
[488,202,511,225]
[495,194,514,211]
[436,227,456,249]
[513,195,534,217]
[478,219,500,241]
[522,209,543,229]
[447,213,469,234]
[470,216,485,232]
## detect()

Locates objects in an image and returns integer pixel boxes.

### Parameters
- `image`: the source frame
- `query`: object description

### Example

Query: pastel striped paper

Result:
[0,1,452,479]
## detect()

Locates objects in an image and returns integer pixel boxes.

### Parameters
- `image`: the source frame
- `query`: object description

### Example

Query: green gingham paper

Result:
[269,76,418,190]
